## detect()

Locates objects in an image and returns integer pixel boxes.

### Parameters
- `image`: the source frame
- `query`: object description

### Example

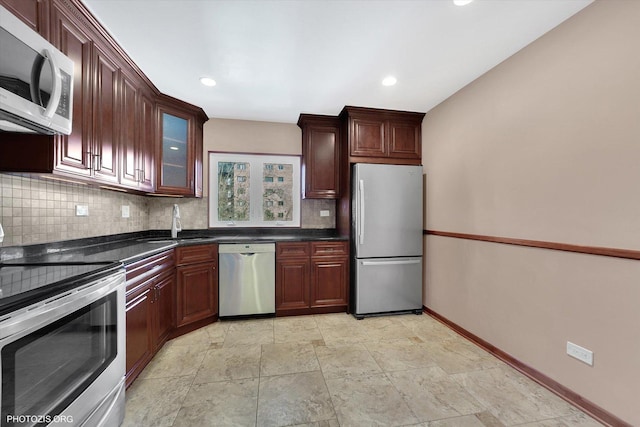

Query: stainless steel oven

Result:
[0,264,125,427]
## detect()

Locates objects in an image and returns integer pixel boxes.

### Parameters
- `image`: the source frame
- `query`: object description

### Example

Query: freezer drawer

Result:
[354,256,422,316]
[219,243,275,317]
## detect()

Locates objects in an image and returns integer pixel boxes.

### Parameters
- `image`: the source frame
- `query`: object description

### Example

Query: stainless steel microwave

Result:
[0,5,74,135]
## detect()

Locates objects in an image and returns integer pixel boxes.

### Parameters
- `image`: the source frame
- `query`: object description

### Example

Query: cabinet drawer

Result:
[126,249,175,292]
[276,242,310,258]
[311,241,348,257]
[176,244,218,265]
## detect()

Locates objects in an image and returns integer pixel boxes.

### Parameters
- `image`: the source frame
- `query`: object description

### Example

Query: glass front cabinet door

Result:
[162,112,189,188]
[156,99,205,197]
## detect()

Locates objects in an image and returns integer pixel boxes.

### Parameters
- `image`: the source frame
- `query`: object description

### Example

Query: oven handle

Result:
[0,271,124,341]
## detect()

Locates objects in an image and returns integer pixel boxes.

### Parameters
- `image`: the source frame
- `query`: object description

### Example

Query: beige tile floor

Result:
[123,313,603,427]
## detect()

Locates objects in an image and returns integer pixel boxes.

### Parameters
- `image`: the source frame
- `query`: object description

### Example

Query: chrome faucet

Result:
[171,204,182,239]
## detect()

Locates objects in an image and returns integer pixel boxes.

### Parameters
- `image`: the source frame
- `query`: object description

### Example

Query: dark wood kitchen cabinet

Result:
[0,0,49,37]
[297,114,341,199]
[156,96,207,197]
[175,244,218,332]
[125,249,176,388]
[2,0,120,183]
[91,43,120,184]
[276,242,311,314]
[276,241,348,316]
[49,0,94,177]
[50,0,119,184]
[0,0,205,196]
[120,69,155,192]
[341,106,425,162]
[125,288,153,388]
[310,241,349,308]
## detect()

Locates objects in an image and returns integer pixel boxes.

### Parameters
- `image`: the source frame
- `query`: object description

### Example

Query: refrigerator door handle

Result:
[359,179,365,245]
[361,259,422,266]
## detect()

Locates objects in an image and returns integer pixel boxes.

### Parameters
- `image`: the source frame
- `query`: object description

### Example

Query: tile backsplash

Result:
[147,197,335,230]
[0,174,149,246]
[0,173,335,247]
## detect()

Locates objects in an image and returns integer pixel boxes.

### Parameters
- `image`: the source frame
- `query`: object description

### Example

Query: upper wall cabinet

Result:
[340,106,425,163]
[0,0,206,196]
[156,95,207,197]
[119,69,155,192]
[297,114,341,199]
[1,0,49,36]
[49,0,94,177]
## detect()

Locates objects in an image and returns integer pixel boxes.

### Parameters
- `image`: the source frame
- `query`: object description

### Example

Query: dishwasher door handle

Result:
[239,252,256,256]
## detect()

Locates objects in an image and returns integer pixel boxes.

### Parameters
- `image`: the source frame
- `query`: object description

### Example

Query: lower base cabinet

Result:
[125,240,345,387]
[155,273,175,345]
[276,241,348,316]
[175,244,218,332]
[125,287,153,386]
[125,245,219,388]
[125,250,175,388]
[311,257,348,307]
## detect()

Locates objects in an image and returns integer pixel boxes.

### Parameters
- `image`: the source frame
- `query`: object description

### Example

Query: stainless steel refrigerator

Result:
[352,163,423,318]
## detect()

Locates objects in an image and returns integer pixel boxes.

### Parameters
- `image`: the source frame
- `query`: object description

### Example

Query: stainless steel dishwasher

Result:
[218,243,275,317]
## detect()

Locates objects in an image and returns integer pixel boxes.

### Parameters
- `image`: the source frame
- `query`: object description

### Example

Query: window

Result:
[209,153,301,227]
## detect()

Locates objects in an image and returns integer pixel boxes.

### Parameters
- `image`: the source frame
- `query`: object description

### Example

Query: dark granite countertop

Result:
[0,229,348,265]
[0,262,123,316]
[0,229,347,315]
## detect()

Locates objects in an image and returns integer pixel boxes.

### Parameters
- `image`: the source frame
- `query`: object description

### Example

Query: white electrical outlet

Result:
[567,341,593,366]
[320,210,330,217]
[122,205,130,218]
[75,205,89,216]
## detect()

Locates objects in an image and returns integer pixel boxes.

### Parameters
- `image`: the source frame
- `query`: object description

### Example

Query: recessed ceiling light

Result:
[199,77,217,87]
[382,76,397,86]
[453,0,474,6]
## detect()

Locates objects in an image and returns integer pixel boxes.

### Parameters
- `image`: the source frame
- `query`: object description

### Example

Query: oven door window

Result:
[1,292,117,427]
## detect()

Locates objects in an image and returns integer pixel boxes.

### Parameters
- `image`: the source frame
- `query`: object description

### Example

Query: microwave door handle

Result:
[42,49,62,119]
[29,55,46,105]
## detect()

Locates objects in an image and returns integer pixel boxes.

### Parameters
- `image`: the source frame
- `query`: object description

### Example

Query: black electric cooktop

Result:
[0,262,122,317]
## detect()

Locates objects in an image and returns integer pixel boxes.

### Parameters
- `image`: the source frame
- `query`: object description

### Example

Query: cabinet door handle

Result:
[85,151,92,170]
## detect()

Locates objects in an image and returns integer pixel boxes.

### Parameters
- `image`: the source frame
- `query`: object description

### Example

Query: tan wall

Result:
[422,0,640,424]
[194,117,334,229]
[203,118,302,195]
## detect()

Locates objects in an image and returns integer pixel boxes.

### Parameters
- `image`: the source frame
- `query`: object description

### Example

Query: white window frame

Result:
[208,152,301,228]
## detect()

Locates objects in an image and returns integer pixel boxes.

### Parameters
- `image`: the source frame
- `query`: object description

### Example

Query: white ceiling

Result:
[83,0,593,124]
